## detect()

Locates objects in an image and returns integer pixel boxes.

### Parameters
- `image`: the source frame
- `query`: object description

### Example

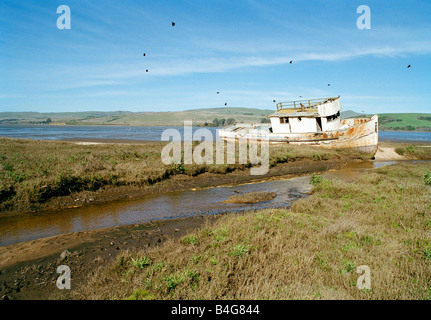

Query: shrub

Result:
[230,244,249,257]
[310,174,324,186]
[131,256,152,269]
[182,235,199,245]
[395,148,405,155]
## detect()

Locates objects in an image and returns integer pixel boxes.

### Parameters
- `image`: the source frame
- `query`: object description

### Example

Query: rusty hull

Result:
[220,115,379,158]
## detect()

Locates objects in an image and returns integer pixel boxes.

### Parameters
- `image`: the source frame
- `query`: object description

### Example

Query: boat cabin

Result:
[269,97,341,134]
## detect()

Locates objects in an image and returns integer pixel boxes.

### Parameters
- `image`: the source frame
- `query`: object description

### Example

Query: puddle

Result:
[324,160,429,182]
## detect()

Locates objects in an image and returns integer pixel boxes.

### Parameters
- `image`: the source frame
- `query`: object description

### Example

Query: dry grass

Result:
[70,162,431,300]
[382,141,431,160]
[0,138,363,213]
[222,192,277,204]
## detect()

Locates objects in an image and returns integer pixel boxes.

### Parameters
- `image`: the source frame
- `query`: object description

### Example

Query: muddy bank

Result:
[0,157,345,220]
[0,214,222,300]
[19,143,423,217]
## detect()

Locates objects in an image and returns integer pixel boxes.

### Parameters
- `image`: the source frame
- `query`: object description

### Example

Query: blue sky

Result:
[0,0,430,114]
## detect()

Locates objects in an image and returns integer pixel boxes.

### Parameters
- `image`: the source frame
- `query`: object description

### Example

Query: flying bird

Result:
[407,65,411,68]
[273,100,276,103]
[225,103,227,106]
[171,22,175,26]
[217,92,220,94]
[328,84,331,86]
[143,53,146,56]
[146,69,148,72]
[289,60,293,64]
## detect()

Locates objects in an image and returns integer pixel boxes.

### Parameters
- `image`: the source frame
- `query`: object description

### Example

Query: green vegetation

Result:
[310,174,325,186]
[0,111,133,125]
[131,257,152,269]
[70,162,431,300]
[378,113,431,131]
[203,117,236,127]
[392,143,431,159]
[340,112,431,132]
[0,108,273,127]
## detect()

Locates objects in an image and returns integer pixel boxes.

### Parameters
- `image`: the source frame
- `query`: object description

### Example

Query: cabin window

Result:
[280,117,289,124]
[326,112,340,122]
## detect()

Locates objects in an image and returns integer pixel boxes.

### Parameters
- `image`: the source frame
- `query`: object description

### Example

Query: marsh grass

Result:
[390,143,431,160]
[0,138,362,213]
[222,192,277,204]
[71,162,431,300]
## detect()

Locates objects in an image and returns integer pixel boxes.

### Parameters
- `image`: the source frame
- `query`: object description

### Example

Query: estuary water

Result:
[0,125,220,142]
[1,124,431,142]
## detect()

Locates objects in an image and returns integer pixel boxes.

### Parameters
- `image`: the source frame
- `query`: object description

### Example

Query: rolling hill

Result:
[0,108,430,131]
[0,108,274,127]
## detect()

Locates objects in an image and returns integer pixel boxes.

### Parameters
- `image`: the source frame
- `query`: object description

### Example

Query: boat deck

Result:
[275,97,339,112]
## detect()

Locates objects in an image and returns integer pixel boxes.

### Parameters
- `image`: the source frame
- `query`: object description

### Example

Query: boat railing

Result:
[276,97,339,112]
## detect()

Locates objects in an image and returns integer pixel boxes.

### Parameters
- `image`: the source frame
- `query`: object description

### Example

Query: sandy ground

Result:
[374,146,406,160]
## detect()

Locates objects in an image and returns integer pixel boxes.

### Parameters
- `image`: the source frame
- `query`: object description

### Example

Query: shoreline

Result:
[0,153,349,221]
[1,121,431,133]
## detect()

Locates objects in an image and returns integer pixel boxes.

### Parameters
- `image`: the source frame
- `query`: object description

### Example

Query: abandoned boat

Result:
[218,97,378,158]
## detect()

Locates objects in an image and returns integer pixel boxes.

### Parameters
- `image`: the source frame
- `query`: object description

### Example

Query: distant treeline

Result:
[202,118,236,127]
[380,126,431,132]
[201,117,270,127]
[28,118,52,125]
[0,118,52,125]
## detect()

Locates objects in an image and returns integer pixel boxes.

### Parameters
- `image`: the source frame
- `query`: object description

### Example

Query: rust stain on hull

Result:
[220,115,379,158]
